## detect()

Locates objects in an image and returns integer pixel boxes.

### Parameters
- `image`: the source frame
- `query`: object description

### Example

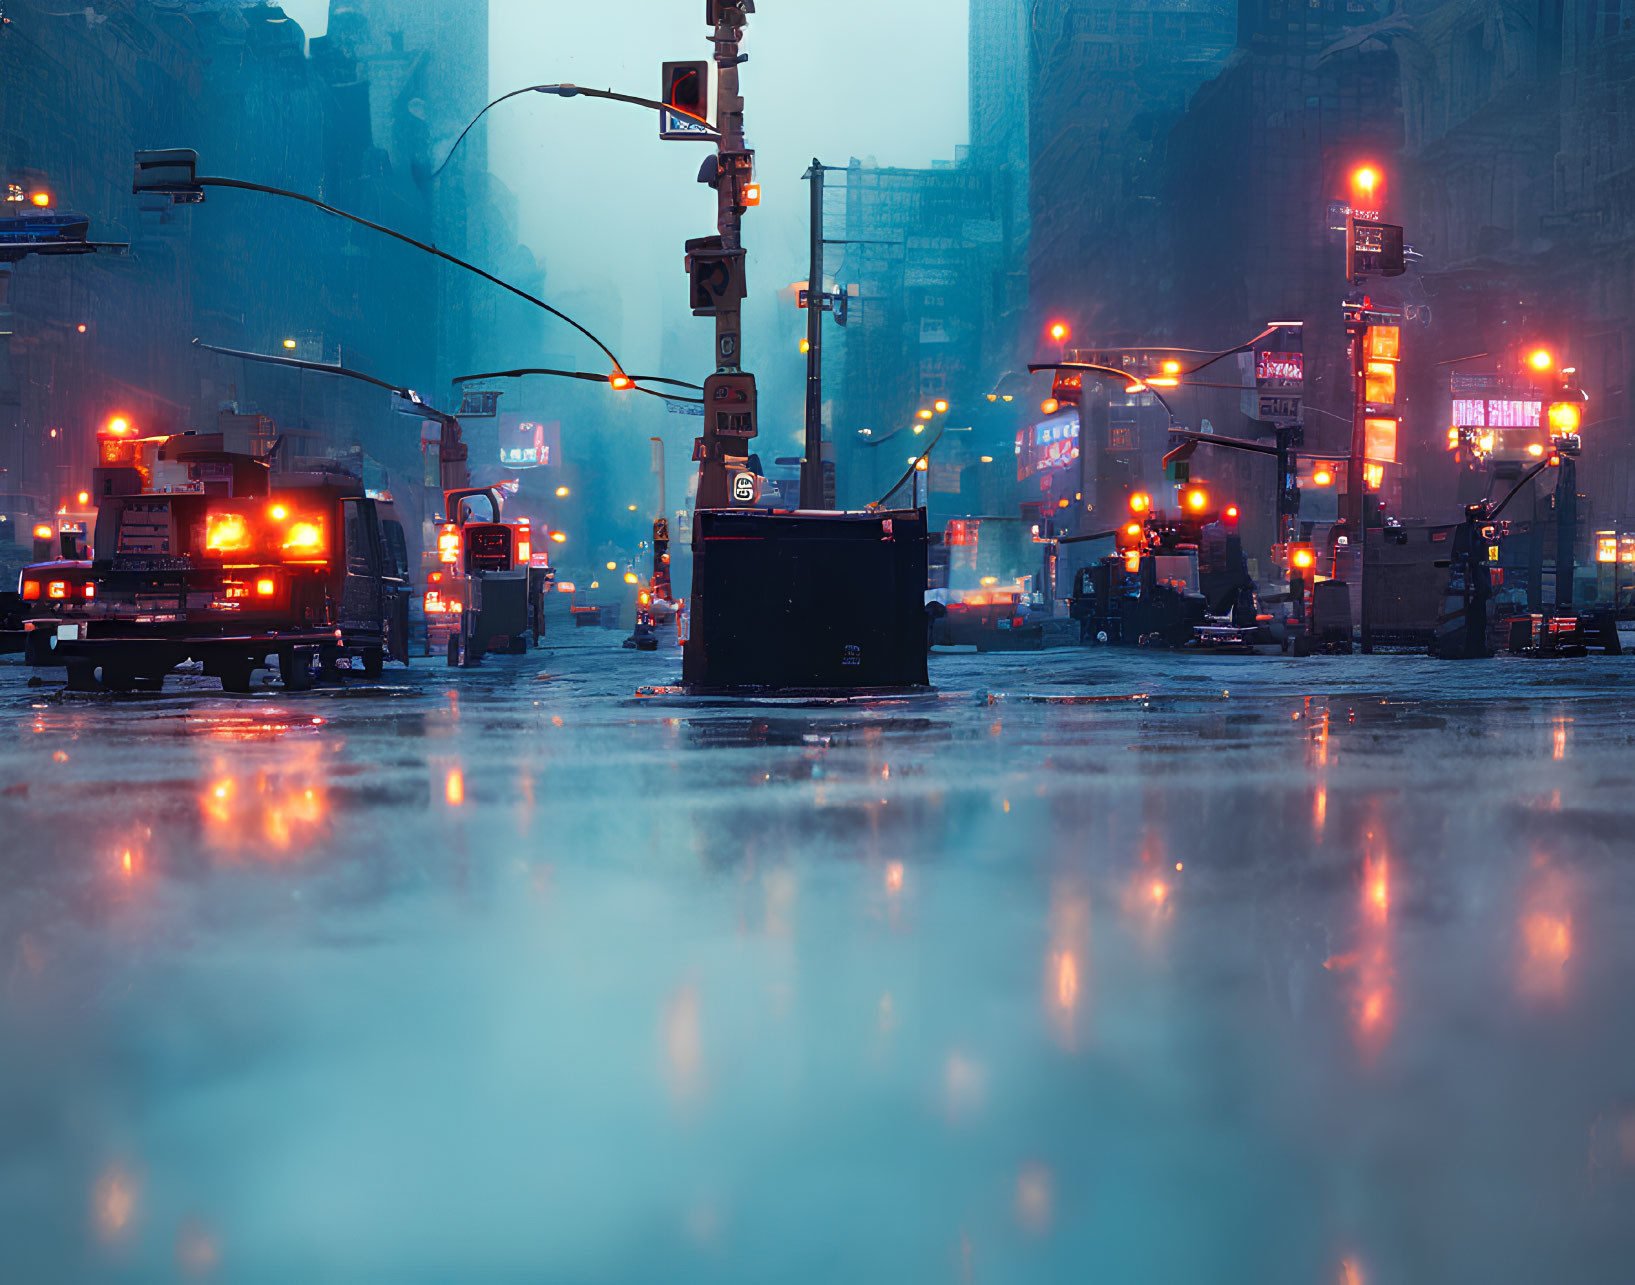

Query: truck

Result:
[21,429,411,692]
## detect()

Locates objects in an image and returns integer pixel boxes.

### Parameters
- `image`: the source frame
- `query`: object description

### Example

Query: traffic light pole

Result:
[693,3,752,511]
[801,158,823,510]
[1555,456,1577,608]
[1346,313,1373,652]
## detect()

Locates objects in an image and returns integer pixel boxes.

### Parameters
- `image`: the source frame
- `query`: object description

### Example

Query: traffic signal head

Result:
[661,61,709,121]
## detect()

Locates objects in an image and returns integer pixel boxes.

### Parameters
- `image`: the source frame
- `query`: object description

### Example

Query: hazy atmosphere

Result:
[6,0,1635,1279]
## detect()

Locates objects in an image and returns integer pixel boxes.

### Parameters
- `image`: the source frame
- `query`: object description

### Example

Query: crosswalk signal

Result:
[660,61,710,140]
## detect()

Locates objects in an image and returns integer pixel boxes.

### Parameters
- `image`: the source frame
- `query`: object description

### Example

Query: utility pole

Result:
[801,158,824,509]
[1344,300,1372,652]
[688,2,756,510]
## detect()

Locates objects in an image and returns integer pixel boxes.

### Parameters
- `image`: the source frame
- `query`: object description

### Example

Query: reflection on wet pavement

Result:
[3,640,1635,1280]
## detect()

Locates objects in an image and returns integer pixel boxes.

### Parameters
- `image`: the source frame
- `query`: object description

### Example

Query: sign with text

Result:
[1256,351,1303,383]
[1256,392,1303,423]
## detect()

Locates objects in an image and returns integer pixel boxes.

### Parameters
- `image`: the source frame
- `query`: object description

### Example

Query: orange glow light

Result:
[1047,322,1069,343]
[1365,855,1390,922]
[1041,398,1059,415]
[30,191,50,207]
[742,182,761,206]
[885,860,904,894]
[255,578,276,596]
[1185,488,1208,511]
[106,416,131,435]
[1351,166,1378,192]
[205,512,252,554]
[269,504,288,521]
[1129,492,1150,513]
[445,768,464,806]
[1528,348,1553,372]
[282,522,323,554]
[1313,468,1333,486]
[1149,880,1168,906]
[610,372,634,390]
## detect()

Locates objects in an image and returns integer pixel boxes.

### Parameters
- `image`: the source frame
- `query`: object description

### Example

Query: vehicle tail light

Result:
[437,527,460,563]
[205,512,253,554]
[280,519,325,556]
[81,582,96,600]
[21,580,40,601]
[516,540,531,563]
[47,580,68,599]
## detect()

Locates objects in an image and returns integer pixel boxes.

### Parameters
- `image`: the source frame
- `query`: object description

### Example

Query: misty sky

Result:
[278,0,969,386]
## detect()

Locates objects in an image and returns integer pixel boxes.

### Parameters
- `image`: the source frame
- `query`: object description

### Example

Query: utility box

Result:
[684,508,929,691]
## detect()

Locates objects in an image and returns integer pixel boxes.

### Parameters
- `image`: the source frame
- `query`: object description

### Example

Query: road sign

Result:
[731,472,757,504]
[1347,216,1405,279]
[458,390,501,418]
[1257,393,1303,423]
[1256,352,1303,383]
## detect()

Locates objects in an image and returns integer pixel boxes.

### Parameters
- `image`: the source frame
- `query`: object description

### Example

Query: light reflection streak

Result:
[1045,882,1090,1048]
[1552,716,1570,761]
[197,752,330,859]
[91,1164,138,1241]
[664,984,704,1105]
[1349,821,1395,1062]
[445,768,465,806]
[1014,1163,1053,1232]
[1518,861,1574,1003]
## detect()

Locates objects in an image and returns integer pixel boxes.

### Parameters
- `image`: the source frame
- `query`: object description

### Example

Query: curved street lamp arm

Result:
[194,338,470,491]
[1488,459,1554,522]
[433,86,555,177]
[435,83,722,177]
[1027,361,1177,421]
[195,337,413,398]
[195,176,625,375]
[537,85,720,139]
[870,428,944,508]
[454,367,705,405]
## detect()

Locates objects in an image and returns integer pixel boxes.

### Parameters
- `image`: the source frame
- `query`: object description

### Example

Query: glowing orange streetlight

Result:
[1351,167,1378,194]
[1528,348,1553,373]
[1047,321,1070,344]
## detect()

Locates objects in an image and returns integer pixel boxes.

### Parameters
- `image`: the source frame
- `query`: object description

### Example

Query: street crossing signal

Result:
[659,60,711,140]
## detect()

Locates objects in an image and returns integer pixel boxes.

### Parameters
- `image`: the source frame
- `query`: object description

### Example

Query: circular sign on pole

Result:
[731,472,756,504]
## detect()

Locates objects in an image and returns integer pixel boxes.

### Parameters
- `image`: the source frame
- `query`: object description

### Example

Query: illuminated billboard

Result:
[499,419,560,468]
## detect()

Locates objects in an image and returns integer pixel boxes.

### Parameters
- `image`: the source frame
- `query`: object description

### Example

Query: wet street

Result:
[4,636,1635,1282]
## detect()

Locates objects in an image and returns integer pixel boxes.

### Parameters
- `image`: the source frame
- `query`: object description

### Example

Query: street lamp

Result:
[134,149,630,382]
[434,82,722,177]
